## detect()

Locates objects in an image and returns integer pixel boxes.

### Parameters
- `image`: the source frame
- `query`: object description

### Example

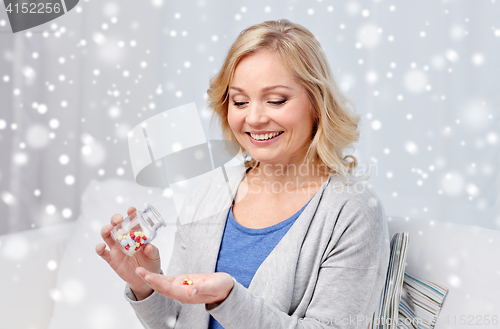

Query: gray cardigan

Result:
[124,164,391,329]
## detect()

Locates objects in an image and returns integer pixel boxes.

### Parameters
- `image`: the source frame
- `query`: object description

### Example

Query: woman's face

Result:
[227,49,315,168]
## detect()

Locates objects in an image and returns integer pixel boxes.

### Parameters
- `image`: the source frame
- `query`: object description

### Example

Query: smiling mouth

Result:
[246,131,284,141]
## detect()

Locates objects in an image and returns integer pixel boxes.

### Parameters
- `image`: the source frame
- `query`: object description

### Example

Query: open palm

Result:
[135,268,235,305]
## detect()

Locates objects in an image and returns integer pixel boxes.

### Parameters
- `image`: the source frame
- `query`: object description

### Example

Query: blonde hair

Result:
[207,19,369,183]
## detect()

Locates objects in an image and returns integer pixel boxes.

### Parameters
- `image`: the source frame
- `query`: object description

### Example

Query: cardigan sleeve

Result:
[205,196,390,329]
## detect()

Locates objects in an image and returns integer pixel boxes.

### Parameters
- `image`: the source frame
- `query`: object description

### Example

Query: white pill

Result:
[121,239,128,247]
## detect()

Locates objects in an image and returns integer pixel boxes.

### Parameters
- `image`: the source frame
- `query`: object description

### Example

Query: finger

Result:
[110,213,123,226]
[135,266,151,278]
[136,267,174,282]
[136,268,175,296]
[127,207,137,216]
[142,243,160,262]
[95,243,111,263]
[100,223,116,247]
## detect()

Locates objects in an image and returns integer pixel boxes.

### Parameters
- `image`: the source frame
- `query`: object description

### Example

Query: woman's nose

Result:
[245,102,269,126]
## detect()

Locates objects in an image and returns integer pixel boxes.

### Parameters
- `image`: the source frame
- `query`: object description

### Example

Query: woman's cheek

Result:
[227,109,242,133]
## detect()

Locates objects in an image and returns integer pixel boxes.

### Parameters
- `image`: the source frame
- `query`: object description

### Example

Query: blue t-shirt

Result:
[209,197,312,329]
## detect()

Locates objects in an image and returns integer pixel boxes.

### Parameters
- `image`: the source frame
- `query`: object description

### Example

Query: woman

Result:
[96,19,390,329]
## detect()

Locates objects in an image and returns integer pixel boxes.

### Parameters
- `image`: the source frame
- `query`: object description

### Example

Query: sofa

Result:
[2,178,499,329]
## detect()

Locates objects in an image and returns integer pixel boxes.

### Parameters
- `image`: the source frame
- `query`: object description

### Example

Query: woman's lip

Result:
[247,131,283,145]
[247,131,284,134]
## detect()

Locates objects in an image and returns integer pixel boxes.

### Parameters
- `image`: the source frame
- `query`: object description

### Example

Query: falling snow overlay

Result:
[0,0,499,328]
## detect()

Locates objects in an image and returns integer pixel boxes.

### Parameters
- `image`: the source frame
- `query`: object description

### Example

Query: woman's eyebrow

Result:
[229,85,292,93]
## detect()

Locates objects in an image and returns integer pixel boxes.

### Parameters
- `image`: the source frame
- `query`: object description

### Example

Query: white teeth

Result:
[250,132,282,140]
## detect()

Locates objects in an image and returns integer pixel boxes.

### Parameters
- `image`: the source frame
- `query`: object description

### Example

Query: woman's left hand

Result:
[135,267,234,305]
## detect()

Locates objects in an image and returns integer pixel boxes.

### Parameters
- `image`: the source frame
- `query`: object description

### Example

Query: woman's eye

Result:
[269,100,287,106]
[232,100,286,107]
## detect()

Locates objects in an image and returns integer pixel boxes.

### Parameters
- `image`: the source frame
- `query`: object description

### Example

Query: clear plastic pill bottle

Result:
[111,204,166,256]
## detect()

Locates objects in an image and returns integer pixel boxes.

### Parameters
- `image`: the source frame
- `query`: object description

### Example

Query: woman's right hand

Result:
[96,206,162,301]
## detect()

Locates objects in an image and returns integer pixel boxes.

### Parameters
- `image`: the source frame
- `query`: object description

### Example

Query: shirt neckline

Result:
[228,196,313,235]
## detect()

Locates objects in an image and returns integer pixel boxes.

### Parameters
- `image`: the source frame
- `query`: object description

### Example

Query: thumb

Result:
[143,243,160,262]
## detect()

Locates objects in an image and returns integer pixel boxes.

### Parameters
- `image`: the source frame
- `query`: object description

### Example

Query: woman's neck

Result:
[245,157,330,193]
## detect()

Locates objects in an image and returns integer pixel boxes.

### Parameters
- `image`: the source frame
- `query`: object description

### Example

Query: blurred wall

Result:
[0,0,499,234]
